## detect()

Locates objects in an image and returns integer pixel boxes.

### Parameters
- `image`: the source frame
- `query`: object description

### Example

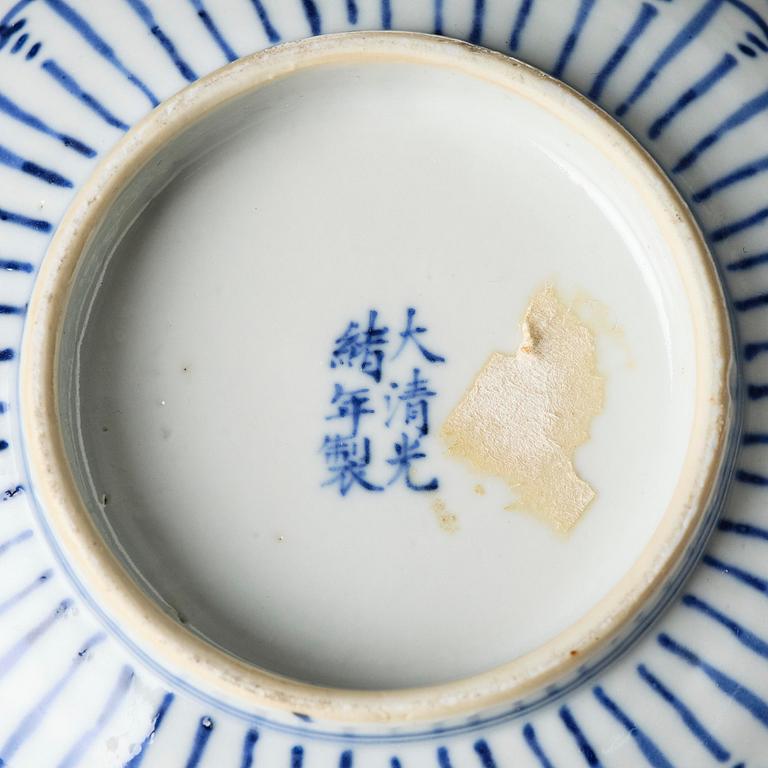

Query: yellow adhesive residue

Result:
[441,285,604,532]
[432,497,459,534]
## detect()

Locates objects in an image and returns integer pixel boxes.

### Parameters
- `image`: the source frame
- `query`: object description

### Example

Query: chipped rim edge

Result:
[18,31,735,725]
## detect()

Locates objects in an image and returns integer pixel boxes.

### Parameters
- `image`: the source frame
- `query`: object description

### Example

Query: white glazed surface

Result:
[0,1,765,766]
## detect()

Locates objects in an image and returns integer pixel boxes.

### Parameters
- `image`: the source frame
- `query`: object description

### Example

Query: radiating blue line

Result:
[390,759,402,768]
[0,529,32,555]
[0,570,52,618]
[616,0,724,117]
[712,207,768,242]
[468,0,484,44]
[648,53,737,140]
[0,402,6,413]
[588,3,657,102]
[292,745,304,768]
[58,665,134,768]
[240,728,259,768]
[381,0,392,29]
[659,632,768,727]
[43,0,158,105]
[437,746,452,768]
[727,251,768,271]
[738,42,757,57]
[189,0,236,62]
[523,723,555,768]
[637,663,730,761]
[249,0,280,43]
[122,0,197,82]
[552,0,596,79]
[0,18,25,51]
[0,144,72,187]
[25,40,40,59]
[725,0,768,40]
[434,0,443,35]
[747,31,768,51]
[41,59,129,130]
[0,258,33,273]
[743,432,768,444]
[339,749,353,768]
[0,441,9,451]
[736,468,768,486]
[10,32,27,53]
[694,155,768,202]
[558,706,602,766]
[683,593,768,659]
[745,341,768,360]
[0,207,52,233]
[702,552,768,594]
[0,304,24,315]
[124,692,175,767]
[346,0,358,24]
[737,295,768,313]
[718,519,768,539]
[0,91,95,157]
[185,717,214,768]
[0,633,106,768]
[509,0,533,51]
[674,88,768,173]
[593,686,673,768]
[301,0,321,35]
[473,740,497,768]
[0,351,14,363]
[0,600,72,680]
[0,0,33,36]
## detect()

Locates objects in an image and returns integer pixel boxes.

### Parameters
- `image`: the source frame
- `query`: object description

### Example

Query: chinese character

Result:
[322,435,383,495]
[330,310,389,382]
[326,383,374,437]
[392,307,445,364]
[385,368,436,436]
[386,433,439,491]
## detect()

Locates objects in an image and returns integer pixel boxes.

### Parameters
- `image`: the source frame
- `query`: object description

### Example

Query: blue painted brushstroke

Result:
[648,53,737,139]
[0,351,14,362]
[339,749,353,768]
[123,692,175,767]
[58,665,134,768]
[0,304,24,315]
[659,632,768,727]
[718,519,768,538]
[437,746,452,768]
[249,0,280,43]
[593,686,673,768]
[469,0,484,44]
[747,31,768,51]
[683,593,768,659]
[0,144,72,187]
[0,402,6,413]
[725,0,768,40]
[0,440,9,451]
[559,705,602,766]
[509,0,533,51]
[745,341,768,360]
[10,32,27,53]
[736,468,768,486]
[674,88,768,173]
[712,208,768,242]
[434,0,444,35]
[122,0,197,82]
[552,0,596,79]
[239,728,259,768]
[2,483,23,497]
[588,2,657,101]
[292,745,304,768]
[390,759,402,768]
[381,0,392,29]
[0,91,96,157]
[41,59,129,130]
[301,0,321,35]
[616,0,724,117]
[0,0,33,41]
[743,432,768,445]
[189,0,237,61]
[523,723,555,768]
[346,0,358,25]
[738,42,757,56]
[0,570,52,618]
[637,662,730,761]
[702,552,768,594]
[185,717,214,768]
[0,207,51,232]
[0,258,33,273]
[25,40,40,59]
[750,383,768,398]
[0,633,106,767]
[0,529,32,555]
[0,18,25,51]
[695,154,768,201]
[473,740,497,768]
[43,0,158,106]
[0,600,72,681]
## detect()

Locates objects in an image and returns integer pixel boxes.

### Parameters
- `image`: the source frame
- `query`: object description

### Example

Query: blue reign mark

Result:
[323,308,445,496]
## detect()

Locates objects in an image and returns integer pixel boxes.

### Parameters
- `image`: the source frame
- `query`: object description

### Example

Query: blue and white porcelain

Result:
[0,1,767,766]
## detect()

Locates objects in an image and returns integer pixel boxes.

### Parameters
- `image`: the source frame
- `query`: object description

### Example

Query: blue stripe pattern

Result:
[185,717,214,768]
[552,0,596,79]
[736,468,768,486]
[648,53,737,139]
[381,0,392,30]
[637,663,730,761]
[240,728,259,768]
[588,2,657,102]
[292,745,304,768]
[616,0,724,117]
[124,692,174,767]
[743,432,768,444]
[10,32,26,53]
[559,705,602,766]
[0,570,52,617]
[0,529,32,555]
[658,633,768,727]
[523,723,555,768]
[346,0,358,25]
[0,633,106,768]
[25,40,40,59]
[712,208,768,243]
[339,749,353,768]
[58,665,134,768]
[249,0,280,43]
[0,257,36,274]
[473,740,497,768]
[301,0,321,35]
[729,249,768,271]
[0,144,72,187]
[718,519,768,539]
[469,0,484,44]
[0,91,95,157]
[189,0,236,62]
[122,0,197,82]
[0,207,52,232]
[509,0,533,51]
[593,686,673,768]
[694,155,768,202]
[41,59,129,130]
[437,745,452,768]
[434,0,444,35]
[703,552,768,593]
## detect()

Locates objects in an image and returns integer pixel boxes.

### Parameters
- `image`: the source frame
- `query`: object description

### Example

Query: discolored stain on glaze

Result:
[431,497,459,533]
[441,285,604,532]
